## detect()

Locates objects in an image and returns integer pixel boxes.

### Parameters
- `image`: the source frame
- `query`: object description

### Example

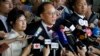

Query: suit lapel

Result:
[6,21,11,32]
[0,20,7,32]
[40,22,50,39]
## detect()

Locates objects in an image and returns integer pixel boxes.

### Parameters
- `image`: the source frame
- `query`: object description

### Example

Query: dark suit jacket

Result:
[25,20,57,56]
[25,20,50,44]
[0,20,11,33]
[68,13,82,26]
[0,18,11,56]
[88,12,98,24]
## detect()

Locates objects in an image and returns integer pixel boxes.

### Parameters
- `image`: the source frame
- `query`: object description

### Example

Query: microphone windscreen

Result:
[55,29,68,45]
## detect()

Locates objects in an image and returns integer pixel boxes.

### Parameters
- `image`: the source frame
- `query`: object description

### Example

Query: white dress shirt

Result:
[41,21,53,39]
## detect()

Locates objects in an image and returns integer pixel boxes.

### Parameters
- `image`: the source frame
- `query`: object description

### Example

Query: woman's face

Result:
[13,15,27,31]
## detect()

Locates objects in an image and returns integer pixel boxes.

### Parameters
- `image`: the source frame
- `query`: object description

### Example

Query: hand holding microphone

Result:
[96,38,100,43]
[22,43,33,56]
[88,46,100,55]
[60,48,75,56]
[43,45,50,56]
[77,46,87,56]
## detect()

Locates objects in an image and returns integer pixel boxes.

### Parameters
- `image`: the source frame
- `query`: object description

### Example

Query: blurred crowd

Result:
[0,0,100,56]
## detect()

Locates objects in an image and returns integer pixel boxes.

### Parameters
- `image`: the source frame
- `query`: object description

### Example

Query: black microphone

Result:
[76,39,85,49]
[59,27,75,53]
[61,20,75,31]
[86,37,99,46]
[64,29,76,47]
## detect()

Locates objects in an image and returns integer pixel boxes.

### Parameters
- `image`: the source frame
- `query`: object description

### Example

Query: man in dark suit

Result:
[0,0,13,55]
[25,2,58,56]
[59,0,88,55]
[68,0,88,26]
[0,0,13,37]
[67,0,88,38]
[85,0,99,27]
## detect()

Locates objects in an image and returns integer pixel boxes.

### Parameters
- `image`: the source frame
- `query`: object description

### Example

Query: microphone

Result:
[83,27,92,37]
[61,20,75,31]
[92,27,100,38]
[34,27,42,37]
[29,27,43,56]
[31,27,42,43]
[60,28,75,53]
[55,28,68,45]
[52,32,64,50]
[61,25,76,46]
[54,28,75,53]
[76,39,85,49]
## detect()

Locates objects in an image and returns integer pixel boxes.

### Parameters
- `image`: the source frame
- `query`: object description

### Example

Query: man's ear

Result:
[40,14,43,19]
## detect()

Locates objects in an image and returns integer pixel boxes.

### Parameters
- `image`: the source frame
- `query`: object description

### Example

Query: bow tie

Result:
[47,27,52,31]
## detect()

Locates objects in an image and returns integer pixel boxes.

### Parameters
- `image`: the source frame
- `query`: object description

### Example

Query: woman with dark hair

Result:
[2,8,27,56]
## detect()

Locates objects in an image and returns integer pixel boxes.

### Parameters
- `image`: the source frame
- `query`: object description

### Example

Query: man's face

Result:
[41,4,57,25]
[74,0,88,15]
[13,0,22,9]
[0,0,13,15]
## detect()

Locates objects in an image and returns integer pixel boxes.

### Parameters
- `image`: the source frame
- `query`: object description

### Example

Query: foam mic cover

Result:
[54,29,75,52]
[55,29,68,45]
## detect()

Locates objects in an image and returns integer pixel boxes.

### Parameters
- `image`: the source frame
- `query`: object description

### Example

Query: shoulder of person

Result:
[25,20,42,35]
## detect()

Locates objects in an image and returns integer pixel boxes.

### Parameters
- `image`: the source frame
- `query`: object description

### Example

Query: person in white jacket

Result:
[2,8,27,56]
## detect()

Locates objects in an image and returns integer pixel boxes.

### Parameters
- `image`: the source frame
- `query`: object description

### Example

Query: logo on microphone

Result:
[33,43,40,49]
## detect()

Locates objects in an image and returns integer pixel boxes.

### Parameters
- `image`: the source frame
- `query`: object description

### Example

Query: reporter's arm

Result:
[0,38,17,45]
[0,36,27,45]
[21,43,32,56]
[77,46,87,56]
[43,45,50,56]
[89,46,100,55]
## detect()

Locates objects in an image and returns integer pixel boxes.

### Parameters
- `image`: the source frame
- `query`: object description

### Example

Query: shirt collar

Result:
[75,12,85,19]
[42,21,48,29]
[0,15,7,22]
[41,21,53,28]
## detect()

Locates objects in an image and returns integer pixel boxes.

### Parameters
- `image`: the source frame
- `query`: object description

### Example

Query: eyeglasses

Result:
[43,11,57,15]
